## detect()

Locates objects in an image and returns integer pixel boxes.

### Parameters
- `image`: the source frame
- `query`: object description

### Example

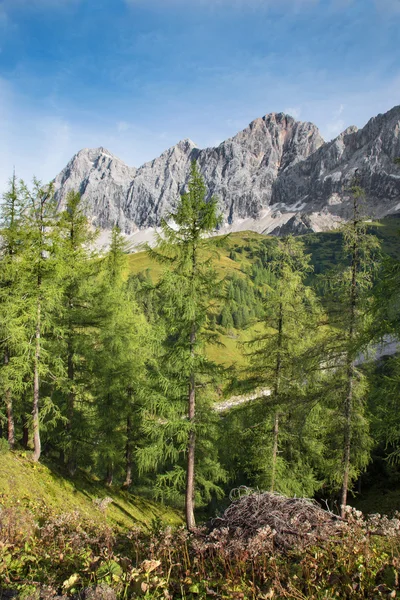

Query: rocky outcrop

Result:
[53,105,400,239]
[272,106,400,221]
[53,147,137,231]
[196,113,324,223]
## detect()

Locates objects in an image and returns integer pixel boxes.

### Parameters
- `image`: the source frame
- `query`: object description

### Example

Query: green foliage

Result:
[2,163,400,536]
[242,236,325,495]
[91,227,151,485]
[219,272,263,330]
[0,175,30,443]
[1,485,399,600]
[48,190,99,470]
[138,162,226,519]
[317,183,381,510]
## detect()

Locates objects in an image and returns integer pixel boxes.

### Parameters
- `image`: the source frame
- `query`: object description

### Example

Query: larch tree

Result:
[56,190,98,473]
[322,181,380,516]
[245,236,324,495]
[138,161,225,530]
[92,226,150,486]
[20,180,62,462]
[0,174,28,449]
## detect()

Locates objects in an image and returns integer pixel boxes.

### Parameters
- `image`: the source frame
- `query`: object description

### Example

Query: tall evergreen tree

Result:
[0,174,28,449]
[140,162,224,529]
[367,238,400,463]
[55,191,98,472]
[20,180,62,462]
[245,236,323,494]
[92,227,150,486]
[322,182,380,515]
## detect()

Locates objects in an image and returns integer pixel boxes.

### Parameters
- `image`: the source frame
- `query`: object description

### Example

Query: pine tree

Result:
[140,161,224,529]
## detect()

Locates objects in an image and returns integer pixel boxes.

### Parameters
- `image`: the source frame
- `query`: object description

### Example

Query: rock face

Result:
[53,105,400,239]
[272,105,400,222]
[196,114,324,223]
[53,147,137,232]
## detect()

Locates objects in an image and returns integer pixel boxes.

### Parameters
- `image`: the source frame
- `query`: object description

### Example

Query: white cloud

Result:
[0,78,181,193]
[322,103,346,137]
[116,121,132,133]
[375,0,400,13]
[336,104,345,117]
[283,106,302,120]
[1,66,400,194]
[325,118,345,139]
[0,91,73,191]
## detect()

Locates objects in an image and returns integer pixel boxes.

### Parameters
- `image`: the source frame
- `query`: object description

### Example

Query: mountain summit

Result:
[53,106,400,239]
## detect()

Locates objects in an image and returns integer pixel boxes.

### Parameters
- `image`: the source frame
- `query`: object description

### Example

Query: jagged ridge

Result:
[53,106,400,239]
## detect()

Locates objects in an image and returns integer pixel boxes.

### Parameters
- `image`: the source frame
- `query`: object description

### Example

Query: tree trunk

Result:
[123,413,133,487]
[106,463,113,487]
[32,300,41,462]
[66,338,76,475]
[22,418,29,449]
[341,365,353,516]
[186,326,196,531]
[270,302,283,492]
[4,349,15,450]
[341,194,358,518]
[271,412,279,493]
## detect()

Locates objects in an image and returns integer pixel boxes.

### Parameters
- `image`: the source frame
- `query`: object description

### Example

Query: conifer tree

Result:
[0,174,28,448]
[322,182,380,515]
[92,226,149,486]
[367,243,400,461]
[140,161,224,529]
[245,236,323,494]
[55,191,98,472]
[20,180,61,462]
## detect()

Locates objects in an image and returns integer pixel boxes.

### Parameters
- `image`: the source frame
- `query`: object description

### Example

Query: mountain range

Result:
[53,104,400,245]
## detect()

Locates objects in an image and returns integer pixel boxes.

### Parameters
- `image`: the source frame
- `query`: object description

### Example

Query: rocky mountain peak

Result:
[272,104,400,221]
[339,126,359,138]
[176,138,198,152]
[52,104,400,241]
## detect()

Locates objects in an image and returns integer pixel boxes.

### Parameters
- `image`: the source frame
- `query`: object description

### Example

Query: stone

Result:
[83,585,117,600]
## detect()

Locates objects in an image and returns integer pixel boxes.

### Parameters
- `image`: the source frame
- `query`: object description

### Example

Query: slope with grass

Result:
[127,218,400,370]
[0,451,183,530]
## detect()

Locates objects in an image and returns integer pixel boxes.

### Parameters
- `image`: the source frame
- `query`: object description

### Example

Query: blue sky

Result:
[0,0,399,191]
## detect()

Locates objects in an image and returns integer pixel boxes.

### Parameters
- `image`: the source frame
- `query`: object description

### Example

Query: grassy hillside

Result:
[302,215,400,276]
[127,218,400,281]
[127,230,267,280]
[128,232,270,369]
[126,218,400,370]
[0,451,183,530]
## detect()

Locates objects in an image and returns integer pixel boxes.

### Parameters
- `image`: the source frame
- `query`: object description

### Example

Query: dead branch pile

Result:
[209,487,344,552]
